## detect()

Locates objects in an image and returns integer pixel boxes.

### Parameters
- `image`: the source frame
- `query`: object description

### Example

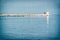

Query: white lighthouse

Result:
[46,12,49,24]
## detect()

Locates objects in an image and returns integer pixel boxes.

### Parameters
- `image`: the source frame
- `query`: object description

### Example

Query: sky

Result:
[0,0,60,39]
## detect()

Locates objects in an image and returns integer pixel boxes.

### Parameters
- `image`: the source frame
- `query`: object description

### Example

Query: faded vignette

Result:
[0,0,60,40]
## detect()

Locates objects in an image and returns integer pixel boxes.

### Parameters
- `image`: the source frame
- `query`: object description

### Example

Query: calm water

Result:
[0,0,60,40]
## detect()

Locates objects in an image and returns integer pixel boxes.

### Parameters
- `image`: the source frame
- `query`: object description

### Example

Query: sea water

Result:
[0,0,60,40]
